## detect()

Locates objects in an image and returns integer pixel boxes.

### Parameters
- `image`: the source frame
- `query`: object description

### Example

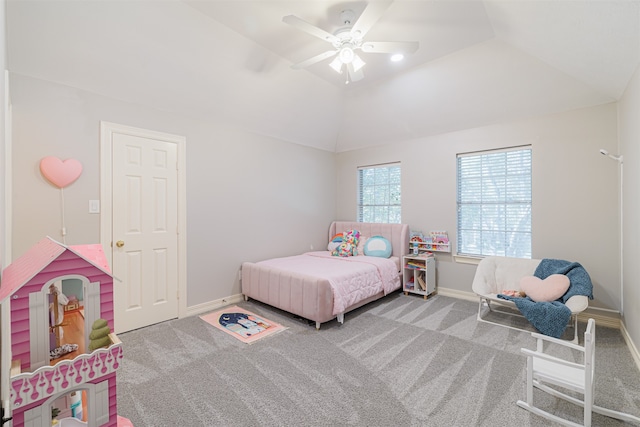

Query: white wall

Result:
[10,73,337,306]
[6,0,345,153]
[620,64,640,348]
[336,103,620,311]
[1,0,9,412]
[0,0,6,270]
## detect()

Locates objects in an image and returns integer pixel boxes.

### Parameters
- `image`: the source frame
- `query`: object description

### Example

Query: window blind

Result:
[457,147,532,258]
[357,163,401,224]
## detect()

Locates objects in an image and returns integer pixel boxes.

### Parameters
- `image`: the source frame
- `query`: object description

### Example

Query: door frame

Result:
[99,121,187,322]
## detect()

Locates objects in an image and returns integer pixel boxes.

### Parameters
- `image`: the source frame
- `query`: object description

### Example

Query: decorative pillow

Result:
[356,236,369,256]
[343,229,361,245]
[519,274,570,302]
[363,236,392,258]
[327,241,341,251]
[333,242,356,257]
[327,233,344,251]
[330,233,344,243]
[332,229,360,257]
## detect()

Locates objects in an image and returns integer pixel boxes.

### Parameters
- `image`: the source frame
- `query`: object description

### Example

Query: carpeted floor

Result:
[116,293,640,426]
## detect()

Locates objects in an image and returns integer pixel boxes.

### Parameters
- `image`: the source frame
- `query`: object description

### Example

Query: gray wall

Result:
[10,73,337,306]
[336,103,620,311]
[620,64,640,349]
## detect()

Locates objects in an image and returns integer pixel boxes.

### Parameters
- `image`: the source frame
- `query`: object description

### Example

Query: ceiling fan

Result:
[283,1,419,84]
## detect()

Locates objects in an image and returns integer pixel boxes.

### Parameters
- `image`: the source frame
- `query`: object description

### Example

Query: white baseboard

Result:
[577,308,620,329]
[621,320,640,372]
[436,287,479,303]
[183,293,245,317]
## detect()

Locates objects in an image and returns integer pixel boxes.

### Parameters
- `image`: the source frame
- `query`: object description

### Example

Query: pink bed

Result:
[241,221,410,329]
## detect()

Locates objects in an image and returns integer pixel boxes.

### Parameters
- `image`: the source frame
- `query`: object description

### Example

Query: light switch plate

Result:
[89,200,100,214]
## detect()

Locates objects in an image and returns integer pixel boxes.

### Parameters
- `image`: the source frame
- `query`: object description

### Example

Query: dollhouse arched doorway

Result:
[23,381,110,427]
[30,275,101,369]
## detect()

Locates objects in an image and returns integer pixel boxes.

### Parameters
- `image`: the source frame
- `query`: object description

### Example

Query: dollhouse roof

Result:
[0,236,113,302]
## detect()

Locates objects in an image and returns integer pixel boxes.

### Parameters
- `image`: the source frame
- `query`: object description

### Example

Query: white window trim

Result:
[456,145,532,259]
[357,162,402,224]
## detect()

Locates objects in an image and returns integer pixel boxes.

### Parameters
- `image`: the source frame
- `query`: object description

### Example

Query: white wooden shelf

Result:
[411,242,450,253]
[402,255,436,299]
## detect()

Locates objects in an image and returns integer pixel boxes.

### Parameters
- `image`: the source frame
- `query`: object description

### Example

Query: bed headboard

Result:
[329,221,410,259]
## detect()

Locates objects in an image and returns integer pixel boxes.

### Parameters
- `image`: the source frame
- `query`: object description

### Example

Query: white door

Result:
[111,132,179,333]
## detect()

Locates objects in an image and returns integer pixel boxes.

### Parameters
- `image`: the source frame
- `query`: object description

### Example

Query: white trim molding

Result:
[621,320,640,372]
[184,294,245,318]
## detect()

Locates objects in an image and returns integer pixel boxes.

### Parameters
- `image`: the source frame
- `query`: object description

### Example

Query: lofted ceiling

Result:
[6,0,640,152]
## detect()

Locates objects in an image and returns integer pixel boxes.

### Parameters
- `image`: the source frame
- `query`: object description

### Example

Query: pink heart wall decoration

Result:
[39,156,83,188]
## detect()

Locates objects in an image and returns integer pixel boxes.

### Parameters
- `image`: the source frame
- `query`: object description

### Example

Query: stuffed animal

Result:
[89,318,112,350]
[332,229,361,257]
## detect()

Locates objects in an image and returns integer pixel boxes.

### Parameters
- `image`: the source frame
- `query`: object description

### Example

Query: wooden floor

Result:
[51,310,86,365]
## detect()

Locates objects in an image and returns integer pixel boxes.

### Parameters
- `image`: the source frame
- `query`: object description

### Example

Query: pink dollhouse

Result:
[0,237,125,427]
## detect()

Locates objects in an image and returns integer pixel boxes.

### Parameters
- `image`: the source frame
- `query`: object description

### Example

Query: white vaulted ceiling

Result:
[6,0,640,152]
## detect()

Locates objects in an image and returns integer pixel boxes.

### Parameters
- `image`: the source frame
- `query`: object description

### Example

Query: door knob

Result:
[116,240,125,248]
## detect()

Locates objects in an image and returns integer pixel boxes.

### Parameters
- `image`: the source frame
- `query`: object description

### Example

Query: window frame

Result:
[357,162,401,224]
[456,146,532,259]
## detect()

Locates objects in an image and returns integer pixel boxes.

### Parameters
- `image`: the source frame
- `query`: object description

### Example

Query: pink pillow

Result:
[357,236,368,255]
[519,274,570,302]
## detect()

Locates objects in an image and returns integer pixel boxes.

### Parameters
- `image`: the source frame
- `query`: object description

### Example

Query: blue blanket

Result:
[498,259,594,338]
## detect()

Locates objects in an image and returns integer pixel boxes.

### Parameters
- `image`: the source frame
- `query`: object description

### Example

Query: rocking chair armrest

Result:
[521,348,585,370]
[565,295,589,313]
[530,332,585,351]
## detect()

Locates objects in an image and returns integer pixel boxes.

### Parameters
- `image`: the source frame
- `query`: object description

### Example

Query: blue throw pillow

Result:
[364,236,392,258]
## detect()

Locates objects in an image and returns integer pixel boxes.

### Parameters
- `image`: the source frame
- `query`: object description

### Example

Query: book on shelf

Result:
[429,230,449,245]
[410,230,425,243]
[405,260,426,269]
[417,272,426,291]
[410,230,425,255]
[413,251,434,258]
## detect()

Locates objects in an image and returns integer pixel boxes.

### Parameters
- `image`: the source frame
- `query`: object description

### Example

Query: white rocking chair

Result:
[517,318,640,426]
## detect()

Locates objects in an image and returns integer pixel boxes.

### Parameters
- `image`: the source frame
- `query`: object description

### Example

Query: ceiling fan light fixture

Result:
[338,46,355,64]
[390,53,404,62]
[283,3,418,83]
[329,56,343,73]
[352,54,366,72]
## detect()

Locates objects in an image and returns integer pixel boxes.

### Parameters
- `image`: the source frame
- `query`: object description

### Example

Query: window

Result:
[457,147,532,258]
[358,163,401,223]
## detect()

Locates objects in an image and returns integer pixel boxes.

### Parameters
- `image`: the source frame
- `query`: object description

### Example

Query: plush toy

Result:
[89,318,112,351]
[501,289,526,298]
[327,233,344,251]
[332,229,361,257]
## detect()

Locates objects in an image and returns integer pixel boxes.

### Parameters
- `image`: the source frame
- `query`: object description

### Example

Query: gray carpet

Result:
[116,294,640,426]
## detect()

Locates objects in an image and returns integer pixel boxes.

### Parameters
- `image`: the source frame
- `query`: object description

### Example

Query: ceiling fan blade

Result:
[283,15,339,44]
[361,41,419,54]
[291,50,338,69]
[350,0,394,38]
[347,63,364,83]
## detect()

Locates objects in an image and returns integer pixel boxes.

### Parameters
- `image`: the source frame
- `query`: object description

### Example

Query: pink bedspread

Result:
[255,251,400,315]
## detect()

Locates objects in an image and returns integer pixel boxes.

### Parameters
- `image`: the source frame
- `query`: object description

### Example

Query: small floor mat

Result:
[200,306,287,344]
